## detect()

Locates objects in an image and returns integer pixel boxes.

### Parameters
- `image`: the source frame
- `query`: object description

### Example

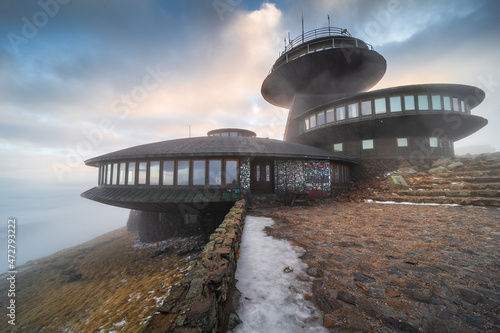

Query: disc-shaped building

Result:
[82,25,487,239]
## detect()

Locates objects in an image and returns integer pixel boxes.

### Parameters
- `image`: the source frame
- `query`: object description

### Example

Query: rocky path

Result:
[261,201,500,332]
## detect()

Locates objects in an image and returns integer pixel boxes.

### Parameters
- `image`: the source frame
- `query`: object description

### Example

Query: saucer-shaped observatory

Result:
[262,27,487,158]
[81,128,355,239]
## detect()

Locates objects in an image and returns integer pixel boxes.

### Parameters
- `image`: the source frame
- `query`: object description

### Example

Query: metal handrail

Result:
[268,28,374,74]
[282,27,353,55]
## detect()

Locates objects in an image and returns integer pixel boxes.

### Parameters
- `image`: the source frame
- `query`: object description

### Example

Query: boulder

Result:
[447,161,464,170]
[429,166,447,174]
[388,175,409,190]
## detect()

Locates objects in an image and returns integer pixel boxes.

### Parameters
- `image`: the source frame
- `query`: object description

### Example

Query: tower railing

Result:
[270,27,374,73]
[282,27,371,55]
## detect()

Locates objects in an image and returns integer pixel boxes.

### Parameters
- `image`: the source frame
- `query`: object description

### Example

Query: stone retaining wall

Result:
[141,199,247,333]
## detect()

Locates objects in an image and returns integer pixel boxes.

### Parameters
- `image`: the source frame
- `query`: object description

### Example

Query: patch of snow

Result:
[112,319,126,327]
[231,216,327,333]
[153,296,165,305]
[365,199,460,207]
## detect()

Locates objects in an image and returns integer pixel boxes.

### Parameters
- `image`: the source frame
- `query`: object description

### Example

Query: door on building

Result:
[250,160,274,193]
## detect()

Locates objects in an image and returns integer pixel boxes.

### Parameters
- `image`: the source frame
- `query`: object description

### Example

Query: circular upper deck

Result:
[288,83,487,145]
[207,128,256,137]
[261,27,387,108]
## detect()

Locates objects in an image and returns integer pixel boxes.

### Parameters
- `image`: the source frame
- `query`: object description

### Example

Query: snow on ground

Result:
[231,215,327,333]
[365,199,460,207]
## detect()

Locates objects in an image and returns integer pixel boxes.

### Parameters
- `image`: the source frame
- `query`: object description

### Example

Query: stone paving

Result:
[259,200,500,332]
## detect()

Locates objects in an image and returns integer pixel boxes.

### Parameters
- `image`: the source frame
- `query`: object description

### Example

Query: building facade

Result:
[82,25,487,239]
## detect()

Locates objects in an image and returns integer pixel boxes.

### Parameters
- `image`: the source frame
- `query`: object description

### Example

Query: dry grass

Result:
[0,227,204,332]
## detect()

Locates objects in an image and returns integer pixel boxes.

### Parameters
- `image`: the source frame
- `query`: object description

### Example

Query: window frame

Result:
[176,160,190,186]
[417,94,429,110]
[149,161,160,186]
[317,111,325,126]
[127,162,136,185]
[389,96,402,112]
[137,162,147,185]
[224,159,239,186]
[362,139,374,150]
[336,105,346,121]
[162,160,175,186]
[429,137,439,148]
[443,95,452,111]
[361,100,372,116]
[208,159,222,186]
[326,108,335,123]
[333,143,343,152]
[192,160,206,186]
[431,94,442,110]
[396,137,409,147]
[374,97,386,114]
[404,94,416,111]
[348,102,359,119]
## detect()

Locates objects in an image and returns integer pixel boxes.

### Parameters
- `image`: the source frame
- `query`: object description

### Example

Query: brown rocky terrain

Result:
[261,200,500,332]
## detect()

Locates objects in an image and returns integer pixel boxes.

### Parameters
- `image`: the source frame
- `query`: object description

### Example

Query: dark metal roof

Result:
[84,136,358,166]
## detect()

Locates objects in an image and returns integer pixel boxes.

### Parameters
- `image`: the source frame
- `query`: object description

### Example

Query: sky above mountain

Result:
[1,0,499,247]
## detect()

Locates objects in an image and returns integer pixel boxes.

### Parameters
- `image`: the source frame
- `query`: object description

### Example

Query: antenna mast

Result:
[301,12,304,43]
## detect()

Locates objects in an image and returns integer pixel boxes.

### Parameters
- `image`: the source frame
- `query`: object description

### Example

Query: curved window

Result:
[209,160,222,185]
[431,94,441,110]
[336,106,346,121]
[418,94,429,110]
[118,163,126,185]
[162,161,174,185]
[317,111,325,126]
[150,161,160,185]
[374,98,386,114]
[138,162,147,185]
[404,95,415,111]
[193,160,206,185]
[127,162,136,185]
[452,97,460,111]
[225,160,238,185]
[443,96,452,111]
[348,103,359,118]
[361,100,372,116]
[106,164,112,185]
[326,109,334,123]
[111,163,118,185]
[177,160,190,185]
[389,96,402,112]
[309,114,316,128]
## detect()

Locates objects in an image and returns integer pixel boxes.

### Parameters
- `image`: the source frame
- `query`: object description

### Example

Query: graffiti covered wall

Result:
[274,160,331,198]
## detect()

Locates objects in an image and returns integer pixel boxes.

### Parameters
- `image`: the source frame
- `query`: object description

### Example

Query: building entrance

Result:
[250,160,274,193]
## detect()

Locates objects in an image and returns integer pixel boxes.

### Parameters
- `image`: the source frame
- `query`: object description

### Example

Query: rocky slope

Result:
[347,153,500,207]
[0,228,205,332]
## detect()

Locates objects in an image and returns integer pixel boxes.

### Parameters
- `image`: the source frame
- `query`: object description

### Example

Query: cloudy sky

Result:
[0,0,499,264]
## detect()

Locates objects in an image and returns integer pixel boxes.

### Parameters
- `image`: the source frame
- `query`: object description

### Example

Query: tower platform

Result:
[261,27,387,108]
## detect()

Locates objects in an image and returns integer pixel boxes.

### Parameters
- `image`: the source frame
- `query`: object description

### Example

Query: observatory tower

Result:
[262,27,487,159]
